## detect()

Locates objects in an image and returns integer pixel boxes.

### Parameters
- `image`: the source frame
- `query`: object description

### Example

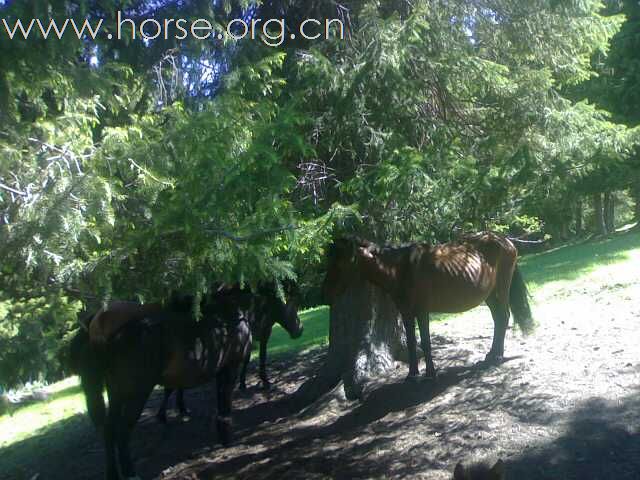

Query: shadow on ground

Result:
[2,265,639,480]
[503,390,640,480]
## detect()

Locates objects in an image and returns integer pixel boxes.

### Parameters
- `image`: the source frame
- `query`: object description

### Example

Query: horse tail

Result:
[68,329,106,430]
[509,265,535,335]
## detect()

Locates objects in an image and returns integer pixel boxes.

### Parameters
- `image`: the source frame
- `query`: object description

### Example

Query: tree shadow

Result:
[190,355,639,480]
[0,412,101,480]
[192,356,524,479]
[502,389,640,480]
[4,328,638,480]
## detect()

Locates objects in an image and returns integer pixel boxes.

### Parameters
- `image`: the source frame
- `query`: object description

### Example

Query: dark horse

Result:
[67,299,251,480]
[322,232,533,379]
[236,283,303,389]
[156,284,302,422]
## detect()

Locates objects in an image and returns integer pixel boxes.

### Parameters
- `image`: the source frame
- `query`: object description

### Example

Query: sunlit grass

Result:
[0,377,85,448]
[264,305,330,357]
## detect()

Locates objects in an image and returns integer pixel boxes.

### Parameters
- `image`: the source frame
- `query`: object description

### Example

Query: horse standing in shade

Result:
[238,283,303,390]
[322,232,533,379]
[67,298,251,480]
[156,284,302,422]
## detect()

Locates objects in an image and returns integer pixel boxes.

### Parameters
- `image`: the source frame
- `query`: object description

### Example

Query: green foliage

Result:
[0,295,80,388]
[2,0,640,383]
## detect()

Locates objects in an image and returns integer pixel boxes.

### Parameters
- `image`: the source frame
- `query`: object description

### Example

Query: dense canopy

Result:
[1,0,639,387]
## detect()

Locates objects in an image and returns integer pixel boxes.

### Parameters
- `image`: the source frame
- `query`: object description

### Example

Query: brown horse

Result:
[322,232,533,379]
[67,299,251,480]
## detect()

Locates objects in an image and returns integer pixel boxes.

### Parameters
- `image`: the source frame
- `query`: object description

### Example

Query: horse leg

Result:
[417,312,436,378]
[485,294,510,363]
[216,368,234,446]
[402,312,420,380]
[115,385,154,480]
[155,388,172,424]
[238,349,250,391]
[176,389,190,419]
[258,337,271,389]
[102,382,124,480]
[104,398,119,480]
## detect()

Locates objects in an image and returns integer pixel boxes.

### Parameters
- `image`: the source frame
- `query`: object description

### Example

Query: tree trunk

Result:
[559,222,569,241]
[593,193,606,235]
[632,185,640,225]
[575,199,583,236]
[604,191,615,233]
[290,280,407,407]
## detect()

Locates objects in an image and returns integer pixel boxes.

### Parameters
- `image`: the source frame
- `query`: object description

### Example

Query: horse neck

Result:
[357,250,399,293]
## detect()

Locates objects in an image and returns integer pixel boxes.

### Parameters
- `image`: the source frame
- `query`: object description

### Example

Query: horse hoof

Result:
[155,414,167,424]
[424,369,437,380]
[216,417,233,446]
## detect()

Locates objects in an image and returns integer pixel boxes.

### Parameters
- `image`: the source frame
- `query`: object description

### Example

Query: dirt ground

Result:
[4,277,640,480]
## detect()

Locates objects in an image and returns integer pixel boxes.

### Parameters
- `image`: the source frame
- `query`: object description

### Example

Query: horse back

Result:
[407,234,516,312]
[89,301,164,344]
[461,232,518,303]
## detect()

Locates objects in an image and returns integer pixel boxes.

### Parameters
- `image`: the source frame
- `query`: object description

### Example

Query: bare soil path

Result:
[4,274,640,480]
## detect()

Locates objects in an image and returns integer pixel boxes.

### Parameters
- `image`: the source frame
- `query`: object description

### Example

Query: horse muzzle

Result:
[289,324,303,339]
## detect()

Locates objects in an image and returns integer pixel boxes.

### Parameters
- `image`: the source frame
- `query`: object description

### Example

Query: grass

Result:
[1,229,639,450]
[519,232,640,290]
[0,377,86,448]
[266,305,330,357]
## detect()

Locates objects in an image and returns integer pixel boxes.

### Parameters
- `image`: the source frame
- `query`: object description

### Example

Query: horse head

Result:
[279,296,303,339]
[258,283,303,339]
[322,236,380,304]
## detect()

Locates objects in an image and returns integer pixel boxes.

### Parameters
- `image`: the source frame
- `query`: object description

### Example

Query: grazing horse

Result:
[238,284,303,390]
[322,232,533,379]
[156,284,302,422]
[67,300,251,480]
[453,459,506,480]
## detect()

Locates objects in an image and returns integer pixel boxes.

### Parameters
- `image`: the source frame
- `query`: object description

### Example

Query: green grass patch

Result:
[249,305,330,358]
[519,232,640,290]
[0,377,86,448]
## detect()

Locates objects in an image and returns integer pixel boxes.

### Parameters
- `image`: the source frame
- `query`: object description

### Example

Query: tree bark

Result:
[604,191,615,233]
[575,199,583,236]
[290,280,407,407]
[593,192,607,235]
[632,185,640,225]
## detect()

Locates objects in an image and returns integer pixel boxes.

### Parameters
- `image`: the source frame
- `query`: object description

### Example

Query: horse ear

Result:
[489,459,505,480]
[453,462,465,480]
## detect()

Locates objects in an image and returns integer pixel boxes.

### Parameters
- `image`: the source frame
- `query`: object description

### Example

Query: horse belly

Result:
[161,349,205,389]
[417,272,494,313]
